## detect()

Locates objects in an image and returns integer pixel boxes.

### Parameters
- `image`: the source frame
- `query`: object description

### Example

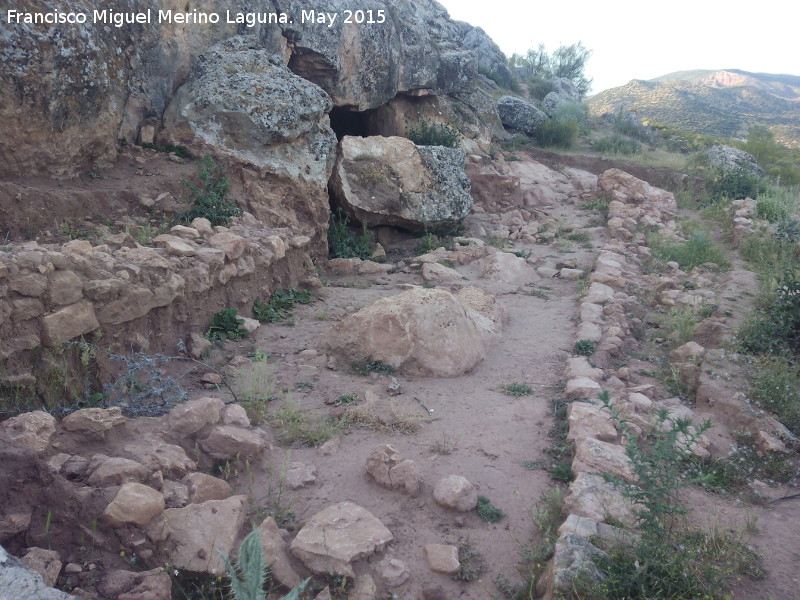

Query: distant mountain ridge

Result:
[587,69,800,147]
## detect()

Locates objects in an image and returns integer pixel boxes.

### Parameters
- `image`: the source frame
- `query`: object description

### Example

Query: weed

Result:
[453,539,483,581]
[219,528,309,600]
[485,234,508,249]
[525,283,552,300]
[180,154,241,226]
[594,134,641,156]
[327,210,372,260]
[335,393,359,405]
[647,230,730,271]
[253,288,314,324]
[522,458,548,470]
[584,400,764,599]
[355,361,396,376]
[141,142,191,158]
[518,487,566,594]
[573,339,596,356]
[415,230,440,255]
[565,231,591,244]
[407,120,460,148]
[44,510,53,550]
[206,308,248,341]
[548,462,574,482]
[269,397,339,447]
[476,496,505,523]
[501,382,534,397]
[233,355,275,424]
[314,309,328,321]
[430,432,461,454]
[748,357,800,435]
[341,400,428,434]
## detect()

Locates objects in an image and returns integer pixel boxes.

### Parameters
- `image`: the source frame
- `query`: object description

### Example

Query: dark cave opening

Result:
[328,106,377,140]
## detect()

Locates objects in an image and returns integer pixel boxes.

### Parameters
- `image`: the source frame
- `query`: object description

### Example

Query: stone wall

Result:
[0,215,316,386]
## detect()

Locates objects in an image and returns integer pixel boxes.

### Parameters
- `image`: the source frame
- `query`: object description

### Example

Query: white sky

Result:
[437,0,800,94]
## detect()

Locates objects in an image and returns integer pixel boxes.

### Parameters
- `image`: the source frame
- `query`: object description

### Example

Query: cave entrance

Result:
[328,105,389,140]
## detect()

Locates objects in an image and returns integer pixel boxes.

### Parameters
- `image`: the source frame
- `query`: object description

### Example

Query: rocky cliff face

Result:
[1,0,504,180]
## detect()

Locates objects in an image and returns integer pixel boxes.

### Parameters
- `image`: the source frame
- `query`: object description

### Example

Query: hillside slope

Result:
[588,69,800,147]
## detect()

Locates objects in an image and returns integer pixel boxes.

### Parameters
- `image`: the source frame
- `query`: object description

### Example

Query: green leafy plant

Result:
[219,528,309,600]
[500,382,534,397]
[585,399,763,600]
[206,308,248,341]
[253,288,314,324]
[453,539,483,581]
[181,154,242,226]
[710,167,765,202]
[573,339,596,356]
[476,496,505,523]
[407,120,460,148]
[327,210,372,260]
[355,361,396,376]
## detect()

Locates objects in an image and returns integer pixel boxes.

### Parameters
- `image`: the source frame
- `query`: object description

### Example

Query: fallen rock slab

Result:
[289,502,393,577]
[147,495,247,574]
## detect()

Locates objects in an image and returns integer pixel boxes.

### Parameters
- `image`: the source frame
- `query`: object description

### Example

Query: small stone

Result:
[61,407,126,440]
[387,377,403,396]
[376,557,410,587]
[201,372,222,385]
[188,333,212,360]
[65,563,83,574]
[183,473,232,503]
[21,547,62,587]
[432,475,478,511]
[424,544,459,574]
[102,483,165,528]
[285,462,317,490]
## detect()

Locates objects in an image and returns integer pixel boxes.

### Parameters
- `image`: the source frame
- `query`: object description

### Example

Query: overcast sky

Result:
[437,0,800,94]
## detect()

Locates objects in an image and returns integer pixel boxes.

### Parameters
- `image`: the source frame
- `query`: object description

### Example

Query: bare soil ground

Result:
[200,210,602,598]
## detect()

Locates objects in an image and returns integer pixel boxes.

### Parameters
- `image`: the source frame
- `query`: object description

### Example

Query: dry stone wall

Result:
[0,216,316,384]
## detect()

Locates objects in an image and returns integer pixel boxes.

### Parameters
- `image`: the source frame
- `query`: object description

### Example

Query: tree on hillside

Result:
[508,42,593,98]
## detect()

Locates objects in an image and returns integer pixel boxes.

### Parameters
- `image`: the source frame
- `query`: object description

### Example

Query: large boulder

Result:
[497,96,548,135]
[319,287,503,377]
[278,0,476,109]
[164,36,337,245]
[707,144,766,178]
[289,502,393,577]
[542,77,582,115]
[598,169,677,216]
[329,136,472,231]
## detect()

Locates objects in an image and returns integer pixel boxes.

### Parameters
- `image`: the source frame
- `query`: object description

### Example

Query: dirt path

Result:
[208,212,602,597]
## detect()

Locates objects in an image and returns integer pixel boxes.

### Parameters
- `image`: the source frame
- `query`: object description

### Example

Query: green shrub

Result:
[710,168,766,202]
[594,134,641,156]
[476,496,505,523]
[181,154,242,226]
[739,272,800,357]
[206,308,248,341]
[327,210,372,260]
[573,339,596,356]
[535,118,577,148]
[748,357,800,435]
[406,121,460,148]
[754,185,799,223]
[585,401,763,600]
